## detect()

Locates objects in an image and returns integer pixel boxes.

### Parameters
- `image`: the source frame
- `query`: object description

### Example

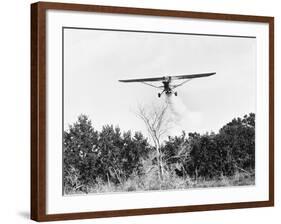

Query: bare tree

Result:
[136,103,172,181]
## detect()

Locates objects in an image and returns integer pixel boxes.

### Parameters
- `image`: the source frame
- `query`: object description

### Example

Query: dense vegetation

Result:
[63,113,255,194]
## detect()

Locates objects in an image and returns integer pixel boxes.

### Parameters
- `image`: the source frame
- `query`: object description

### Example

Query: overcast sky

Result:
[64,28,256,139]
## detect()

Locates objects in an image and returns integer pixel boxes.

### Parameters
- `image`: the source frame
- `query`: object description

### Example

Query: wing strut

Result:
[171,79,192,89]
[141,82,162,89]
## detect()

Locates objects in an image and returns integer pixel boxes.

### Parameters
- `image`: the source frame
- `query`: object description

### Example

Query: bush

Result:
[63,113,255,194]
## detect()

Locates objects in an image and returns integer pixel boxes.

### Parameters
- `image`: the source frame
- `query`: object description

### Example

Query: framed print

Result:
[31,1,274,222]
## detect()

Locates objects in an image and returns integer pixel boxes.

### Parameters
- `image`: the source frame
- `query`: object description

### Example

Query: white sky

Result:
[64,28,256,139]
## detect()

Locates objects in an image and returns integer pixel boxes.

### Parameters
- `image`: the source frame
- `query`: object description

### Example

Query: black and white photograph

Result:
[63,27,256,195]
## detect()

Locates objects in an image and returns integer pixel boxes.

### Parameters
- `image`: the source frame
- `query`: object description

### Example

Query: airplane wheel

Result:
[175,92,178,96]
[158,93,161,98]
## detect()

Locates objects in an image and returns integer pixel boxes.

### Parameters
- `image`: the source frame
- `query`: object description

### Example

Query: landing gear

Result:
[174,91,178,96]
[158,93,161,98]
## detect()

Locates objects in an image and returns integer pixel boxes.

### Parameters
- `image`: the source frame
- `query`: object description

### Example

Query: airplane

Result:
[119,72,216,97]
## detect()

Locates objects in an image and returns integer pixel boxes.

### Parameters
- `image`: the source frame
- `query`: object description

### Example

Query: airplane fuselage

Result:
[162,81,172,94]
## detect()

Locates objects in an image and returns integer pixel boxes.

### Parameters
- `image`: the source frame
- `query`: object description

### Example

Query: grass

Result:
[64,171,255,195]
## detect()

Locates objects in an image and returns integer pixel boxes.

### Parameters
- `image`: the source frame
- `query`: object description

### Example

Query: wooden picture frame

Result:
[31,1,274,222]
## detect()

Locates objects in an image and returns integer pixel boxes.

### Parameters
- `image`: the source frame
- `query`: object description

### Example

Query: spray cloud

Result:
[164,94,202,136]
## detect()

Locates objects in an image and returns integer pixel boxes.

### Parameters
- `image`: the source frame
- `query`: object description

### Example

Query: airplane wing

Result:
[171,72,216,80]
[119,72,216,83]
[119,76,164,83]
